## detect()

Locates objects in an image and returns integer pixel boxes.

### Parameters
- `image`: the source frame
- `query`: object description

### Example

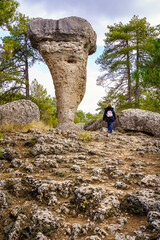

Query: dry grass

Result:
[0,121,51,133]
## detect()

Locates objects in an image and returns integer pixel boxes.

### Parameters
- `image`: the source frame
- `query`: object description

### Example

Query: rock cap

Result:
[28,16,97,55]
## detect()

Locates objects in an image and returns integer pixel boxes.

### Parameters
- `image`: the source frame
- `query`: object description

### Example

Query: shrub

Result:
[77,130,92,141]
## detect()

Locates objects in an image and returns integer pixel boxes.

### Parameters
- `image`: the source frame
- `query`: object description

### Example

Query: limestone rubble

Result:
[0,128,160,239]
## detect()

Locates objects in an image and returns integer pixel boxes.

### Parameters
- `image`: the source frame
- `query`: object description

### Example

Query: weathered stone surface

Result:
[117,109,160,137]
[28,16,96,130]
[74,185,106,210]
[84,119,107,131]
[122,189,160,215]
[30,208,59,235]
[0,99,40,124]
[90,195,120,221]
[147,211,160,231]
[8,214,27,240]
[0,190,9,210]
[0,147,19,161]
[0,127,160,240]
[35,232,49,240]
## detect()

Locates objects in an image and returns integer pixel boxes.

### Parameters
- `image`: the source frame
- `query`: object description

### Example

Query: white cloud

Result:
[29,63,55,97]
[78,70,105,113]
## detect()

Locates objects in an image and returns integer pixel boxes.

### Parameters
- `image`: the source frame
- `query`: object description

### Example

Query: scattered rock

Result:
[147,211,160,231]
[122,189,160,215]
[114,233,136,240]
[30,208,59,235]
[0,127,159,240]
[35,232,49,240]
[0,190,10,209]
[90,195,120,221]
[8,214,27,240]
[140,175,160,187]
[0,147,19,161]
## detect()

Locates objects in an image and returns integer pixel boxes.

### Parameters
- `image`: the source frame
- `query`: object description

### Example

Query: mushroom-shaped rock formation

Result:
[28,16,97,130]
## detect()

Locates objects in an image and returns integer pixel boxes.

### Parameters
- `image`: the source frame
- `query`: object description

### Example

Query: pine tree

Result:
[129,15,157,106]
[30,79,57,126]
[0,0,19,29]
[96,22,134,103]
[0,13,43,101]
[96,16,158,109]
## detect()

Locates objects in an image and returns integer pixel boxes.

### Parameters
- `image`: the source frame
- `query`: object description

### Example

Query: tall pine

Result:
[0,13,43,102]
[96,15,158,110]
[96,22,134,103]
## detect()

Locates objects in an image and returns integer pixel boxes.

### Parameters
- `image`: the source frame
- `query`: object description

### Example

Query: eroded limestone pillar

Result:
[28,16,96,129]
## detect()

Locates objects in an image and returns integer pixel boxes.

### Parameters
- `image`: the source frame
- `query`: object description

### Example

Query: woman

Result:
[103,104,116,133]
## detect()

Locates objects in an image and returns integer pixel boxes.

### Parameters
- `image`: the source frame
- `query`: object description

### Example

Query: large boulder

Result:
[84,119,107,131]
[0,100,40,125]
[117,109,160,137]
[28,16,97,130]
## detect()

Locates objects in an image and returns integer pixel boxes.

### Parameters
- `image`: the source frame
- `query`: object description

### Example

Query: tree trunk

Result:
[135,38,140,108]
[24,34,29,100]
[126,40,132,102]
[25,59,29,100]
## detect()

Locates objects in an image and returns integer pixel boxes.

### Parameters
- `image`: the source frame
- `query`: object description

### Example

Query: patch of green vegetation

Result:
[77,130,92,141]
[24,138,36,147]
[0,151,3,159]
[0,133,3,139]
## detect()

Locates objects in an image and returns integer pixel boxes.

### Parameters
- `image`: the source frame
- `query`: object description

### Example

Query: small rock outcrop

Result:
[28,16,97,130]
[0,100,40,125]
[84,119,107,131]
[117,109,160,137]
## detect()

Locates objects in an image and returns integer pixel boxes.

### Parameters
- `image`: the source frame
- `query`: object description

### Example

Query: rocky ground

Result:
[0,127,160,240]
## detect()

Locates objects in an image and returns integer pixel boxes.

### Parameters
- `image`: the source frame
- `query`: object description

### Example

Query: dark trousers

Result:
[107,121,113,133]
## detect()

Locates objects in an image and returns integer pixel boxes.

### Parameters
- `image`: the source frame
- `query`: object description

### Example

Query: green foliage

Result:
[77,131,92,141]
[74,115,81,124]
[139,89,160,113]
[97,88,160,113]
[0,0,19,29]
[140,38,160,89]
[75,110,102,123]
[30,79,58,127]
[0,91,26,105]
[74,110,87,123]
[0,34,26,102]
[97,89,134,113]
[0,133,3,139]
[96,15,159,112]
[0,13,43,101]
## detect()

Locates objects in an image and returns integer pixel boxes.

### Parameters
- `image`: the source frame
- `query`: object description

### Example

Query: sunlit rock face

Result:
[28,16,97,130]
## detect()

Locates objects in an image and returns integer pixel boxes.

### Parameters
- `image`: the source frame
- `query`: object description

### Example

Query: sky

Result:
[16,0,160,112]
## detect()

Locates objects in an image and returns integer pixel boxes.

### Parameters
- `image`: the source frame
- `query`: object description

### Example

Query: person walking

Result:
[103,104,116,133]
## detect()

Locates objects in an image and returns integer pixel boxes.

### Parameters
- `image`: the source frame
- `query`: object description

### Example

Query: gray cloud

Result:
[19,0,160,46]
[21,0,136,19]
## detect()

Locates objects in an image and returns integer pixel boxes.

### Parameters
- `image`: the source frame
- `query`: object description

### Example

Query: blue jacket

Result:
[103,107,116,122]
